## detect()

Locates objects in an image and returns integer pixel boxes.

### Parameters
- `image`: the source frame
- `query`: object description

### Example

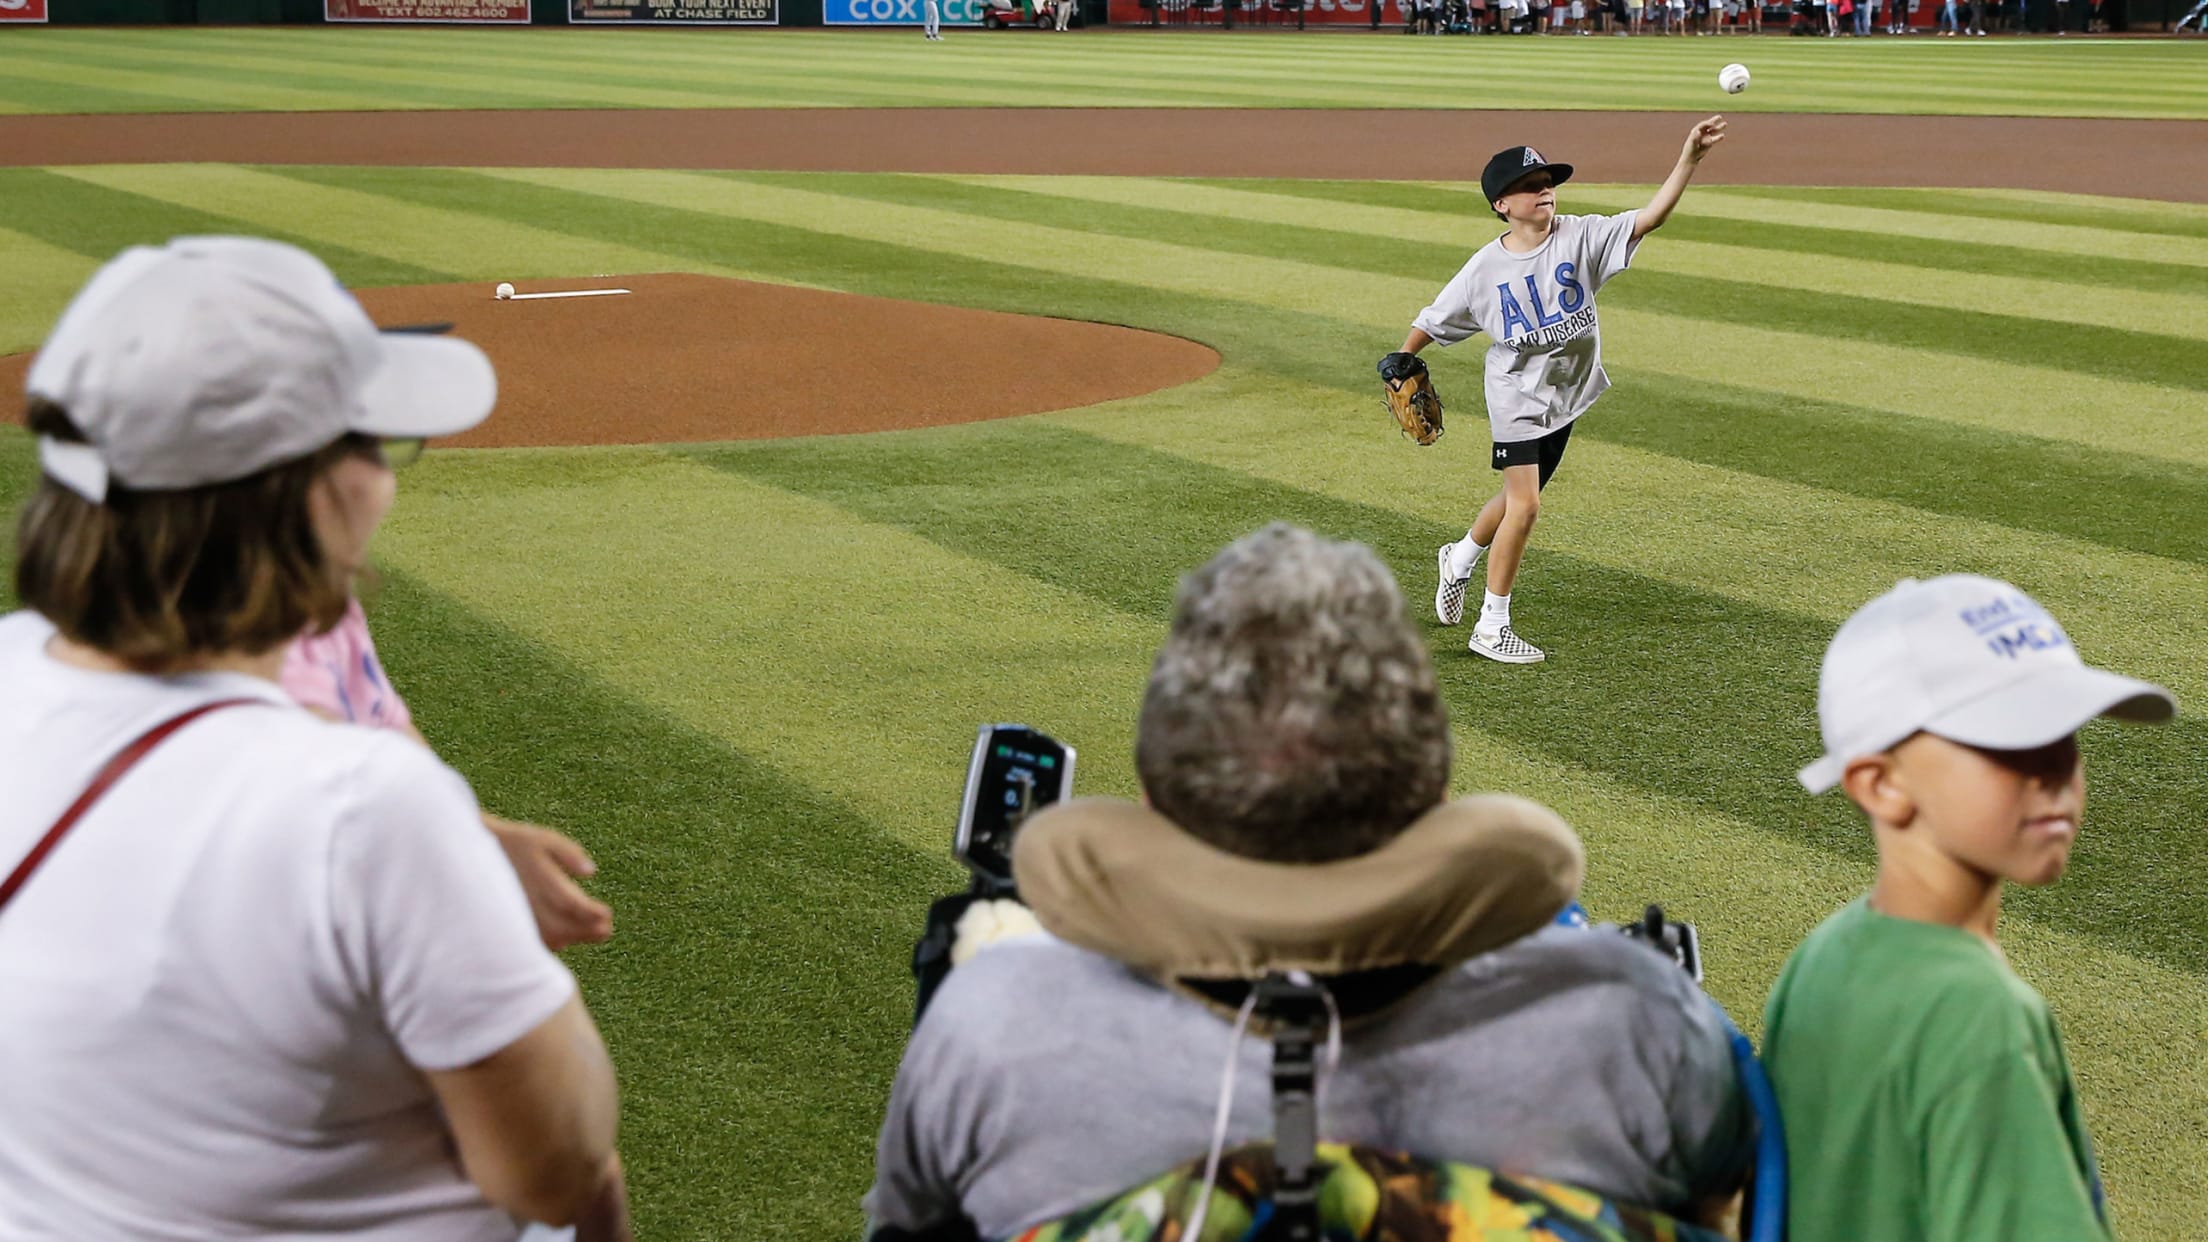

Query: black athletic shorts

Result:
[1491,421,1575,489]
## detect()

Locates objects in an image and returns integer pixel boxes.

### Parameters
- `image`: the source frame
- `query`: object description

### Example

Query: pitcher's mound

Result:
[348,274,1221,449]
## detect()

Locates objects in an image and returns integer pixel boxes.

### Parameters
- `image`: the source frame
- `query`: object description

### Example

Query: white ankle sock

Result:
[1479,591,1510,630]
[1447,535,1486,578]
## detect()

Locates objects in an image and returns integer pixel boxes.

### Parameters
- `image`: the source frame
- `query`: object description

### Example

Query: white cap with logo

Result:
[27,236,494,502]
[1800,574,2174,793]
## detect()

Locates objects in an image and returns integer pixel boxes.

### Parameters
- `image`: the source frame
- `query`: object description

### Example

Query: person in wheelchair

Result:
[865,524,1754,1242]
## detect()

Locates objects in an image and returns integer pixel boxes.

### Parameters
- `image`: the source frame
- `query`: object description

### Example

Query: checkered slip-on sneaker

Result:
[1469,624,1546,664]
[1435,543,1479,626]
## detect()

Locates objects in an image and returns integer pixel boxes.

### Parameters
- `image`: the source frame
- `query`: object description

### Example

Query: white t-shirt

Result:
[0,611,576,1241]
[1412,211,1641,444]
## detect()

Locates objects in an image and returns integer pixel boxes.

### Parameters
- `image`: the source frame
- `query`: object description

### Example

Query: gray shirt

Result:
[1411,211,1641,444]
[866,925,1751,1239]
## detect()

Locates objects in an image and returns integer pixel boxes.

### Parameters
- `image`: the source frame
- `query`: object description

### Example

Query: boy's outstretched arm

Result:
[1634,116,1727,240]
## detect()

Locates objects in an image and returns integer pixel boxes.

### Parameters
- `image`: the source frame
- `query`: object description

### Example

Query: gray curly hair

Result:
[1135,523,1452,864]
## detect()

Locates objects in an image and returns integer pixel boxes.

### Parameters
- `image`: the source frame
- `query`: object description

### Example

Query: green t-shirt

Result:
[1762,898,2109,1242]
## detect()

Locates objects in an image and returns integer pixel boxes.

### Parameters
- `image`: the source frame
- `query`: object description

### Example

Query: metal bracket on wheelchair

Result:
[1618,903,1704,985]
[1253,972,1330,1242]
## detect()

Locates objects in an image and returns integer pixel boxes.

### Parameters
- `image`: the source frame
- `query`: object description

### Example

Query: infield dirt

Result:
[0,274,1223,449]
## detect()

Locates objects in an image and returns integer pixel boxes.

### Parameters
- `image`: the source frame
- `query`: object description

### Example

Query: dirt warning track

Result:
[3,108,2204,200]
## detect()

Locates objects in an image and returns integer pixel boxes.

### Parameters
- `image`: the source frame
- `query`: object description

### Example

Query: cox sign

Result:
[0,0,49,22]
[825,0,983,20]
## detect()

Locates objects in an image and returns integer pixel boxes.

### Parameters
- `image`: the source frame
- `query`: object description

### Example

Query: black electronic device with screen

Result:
[954,724,1074,894]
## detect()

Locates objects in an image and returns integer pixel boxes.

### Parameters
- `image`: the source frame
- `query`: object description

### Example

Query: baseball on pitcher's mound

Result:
[495,282,515,300]
[1719,64,1751,95]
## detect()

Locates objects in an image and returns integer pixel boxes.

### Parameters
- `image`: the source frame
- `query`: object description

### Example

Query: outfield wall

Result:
[25,0,2188,31]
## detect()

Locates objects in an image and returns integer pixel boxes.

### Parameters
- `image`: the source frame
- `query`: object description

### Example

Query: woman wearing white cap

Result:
[0,237,628,1241]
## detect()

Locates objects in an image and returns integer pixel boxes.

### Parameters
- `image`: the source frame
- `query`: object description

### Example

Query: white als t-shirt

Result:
[0,612,576,1242]
[1412,211,1642,444]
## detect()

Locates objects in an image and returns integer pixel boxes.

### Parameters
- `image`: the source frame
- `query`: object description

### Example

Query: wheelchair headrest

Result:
[1012,795,1585,1023]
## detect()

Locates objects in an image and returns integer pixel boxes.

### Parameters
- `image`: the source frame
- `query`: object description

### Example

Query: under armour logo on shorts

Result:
[1523,148,1543,166]
[1496,447,1509,458]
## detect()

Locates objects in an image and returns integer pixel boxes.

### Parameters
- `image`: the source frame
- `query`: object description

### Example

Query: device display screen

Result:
[955,724,1073,891]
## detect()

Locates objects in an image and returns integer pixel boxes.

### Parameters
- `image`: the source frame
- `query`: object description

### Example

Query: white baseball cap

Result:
[1800,575,2174,793]
[27,236,494,502]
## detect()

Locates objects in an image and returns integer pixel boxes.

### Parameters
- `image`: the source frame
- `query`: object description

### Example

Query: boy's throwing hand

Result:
[1685,116,1727,164]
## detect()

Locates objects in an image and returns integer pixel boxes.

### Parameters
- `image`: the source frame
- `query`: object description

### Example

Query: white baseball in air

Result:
[1719,63,1751,95]
[495,282,515,300]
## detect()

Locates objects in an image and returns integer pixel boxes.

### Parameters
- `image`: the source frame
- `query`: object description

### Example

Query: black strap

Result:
[1255,973,1332,1242]
[0,698,260,917]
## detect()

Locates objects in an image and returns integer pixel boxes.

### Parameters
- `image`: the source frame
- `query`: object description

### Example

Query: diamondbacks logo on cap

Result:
[1960,592,2071,662]
[1523,148,1543,166]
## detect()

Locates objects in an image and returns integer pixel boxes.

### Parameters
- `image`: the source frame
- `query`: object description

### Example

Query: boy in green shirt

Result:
[1766,574,2175,1242]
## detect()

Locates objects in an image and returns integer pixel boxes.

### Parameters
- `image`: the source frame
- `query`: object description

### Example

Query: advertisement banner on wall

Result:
[0,0,50,23]
[1106,0,1400,21]
[571,0,777,20]
[327,0,527,20]
[826,0,982,23]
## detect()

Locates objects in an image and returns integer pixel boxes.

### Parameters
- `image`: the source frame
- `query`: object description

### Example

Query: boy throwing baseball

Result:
[1380,117,1724,663]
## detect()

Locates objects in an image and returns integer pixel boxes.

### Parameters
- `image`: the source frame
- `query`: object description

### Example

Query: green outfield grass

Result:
[2,26,2207,117]
[2,165,2206,1237]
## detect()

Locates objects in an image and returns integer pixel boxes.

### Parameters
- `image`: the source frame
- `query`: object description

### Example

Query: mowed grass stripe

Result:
[6,29,2208,117]
[0,74,214,116]
[941,173,2208,340]
[18,32,1458,111]
[1562,185,2208,269]
[15,34,839,112]
[0,48,367,113]
[1196,177,2208,296]
[46,165,777,292]
[0,169,450,343]
[455,167,2208,464]
[1721,184,2208,241]
[229,30,1202,112]
[692,420,2208,980]
[366,565,962,1241]
[1590,371,2208,571]
[0,31,1564,114]
[376,449,1156,850]
[0,226,100,353]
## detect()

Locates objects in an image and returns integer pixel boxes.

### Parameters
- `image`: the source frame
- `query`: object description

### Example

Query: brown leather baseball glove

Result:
[1378,352,1444,446]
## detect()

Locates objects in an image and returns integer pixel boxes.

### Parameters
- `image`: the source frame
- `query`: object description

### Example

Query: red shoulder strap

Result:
[0,698,263,916]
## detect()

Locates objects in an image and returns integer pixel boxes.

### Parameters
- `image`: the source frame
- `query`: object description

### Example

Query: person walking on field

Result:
[0,236,629,1241]
[1382,118,1725,664]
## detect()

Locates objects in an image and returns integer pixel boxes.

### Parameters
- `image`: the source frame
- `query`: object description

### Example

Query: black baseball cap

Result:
[1481,146,1573,205]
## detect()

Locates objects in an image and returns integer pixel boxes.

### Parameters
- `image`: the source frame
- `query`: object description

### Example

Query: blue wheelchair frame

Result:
[1558,903,1787,1242]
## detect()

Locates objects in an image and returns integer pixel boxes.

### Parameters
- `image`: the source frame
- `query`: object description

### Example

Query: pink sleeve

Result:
[280,599,415,732]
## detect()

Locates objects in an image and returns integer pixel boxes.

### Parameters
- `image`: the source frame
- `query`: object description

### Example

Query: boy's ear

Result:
[1840,753,1914,828]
